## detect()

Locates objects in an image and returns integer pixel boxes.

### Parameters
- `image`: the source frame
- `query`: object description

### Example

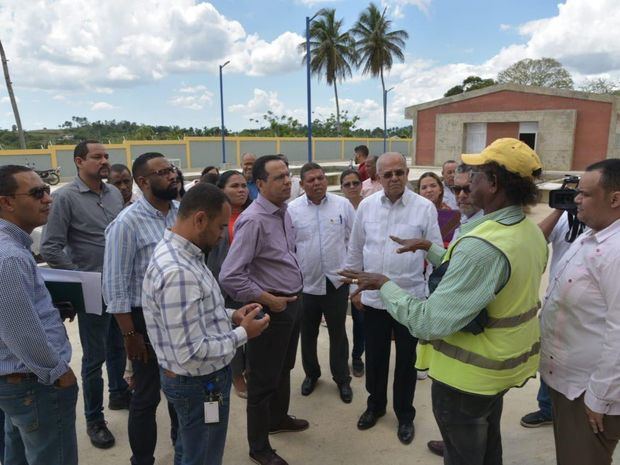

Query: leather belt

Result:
[270,291,301,298]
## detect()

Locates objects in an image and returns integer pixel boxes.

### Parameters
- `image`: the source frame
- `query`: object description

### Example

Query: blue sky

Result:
[0,0,619,132]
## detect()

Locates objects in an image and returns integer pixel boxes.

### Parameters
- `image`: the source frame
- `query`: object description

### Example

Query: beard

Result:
[151,182,179,201]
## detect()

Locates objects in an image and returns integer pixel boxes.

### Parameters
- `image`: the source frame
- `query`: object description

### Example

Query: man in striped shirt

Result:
[143,183,270,465]
[103,152,180,465]
[0,165,78,465]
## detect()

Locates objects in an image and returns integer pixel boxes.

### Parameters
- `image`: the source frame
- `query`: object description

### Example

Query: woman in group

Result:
[417,171,461,247]
[339,169,365,378]
[206,170,252,398]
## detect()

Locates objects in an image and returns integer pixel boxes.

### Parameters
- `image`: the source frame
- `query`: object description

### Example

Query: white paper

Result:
[39,267,103,315]
[204,401,219,423]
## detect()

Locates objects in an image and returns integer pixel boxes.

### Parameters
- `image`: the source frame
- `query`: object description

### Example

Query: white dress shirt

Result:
[443,182,458,210]
[547,212,572,280]
[540,218,620,414]
[346,189,443,309]
[288,193,356,295]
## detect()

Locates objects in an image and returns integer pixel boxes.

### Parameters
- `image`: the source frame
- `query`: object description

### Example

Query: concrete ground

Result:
[67,203,618,464]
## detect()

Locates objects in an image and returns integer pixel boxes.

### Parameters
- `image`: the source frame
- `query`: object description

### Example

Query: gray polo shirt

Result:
[41,176,124,272]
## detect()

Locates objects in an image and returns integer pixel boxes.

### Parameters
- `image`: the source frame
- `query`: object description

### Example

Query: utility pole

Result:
[0,40,26,149]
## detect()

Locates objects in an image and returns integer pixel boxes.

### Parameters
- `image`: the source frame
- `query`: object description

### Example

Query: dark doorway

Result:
[519,133,536,150]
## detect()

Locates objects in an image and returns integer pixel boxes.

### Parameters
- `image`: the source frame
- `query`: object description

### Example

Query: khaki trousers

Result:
[549,387,620,465]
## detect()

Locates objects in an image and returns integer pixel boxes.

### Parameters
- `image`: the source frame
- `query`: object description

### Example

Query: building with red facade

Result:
[405,84,620,170]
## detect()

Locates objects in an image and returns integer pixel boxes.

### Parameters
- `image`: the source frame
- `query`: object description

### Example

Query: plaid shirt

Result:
[142,230,247,376]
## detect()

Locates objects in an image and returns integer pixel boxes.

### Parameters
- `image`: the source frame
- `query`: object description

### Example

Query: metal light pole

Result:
[306,12,320,163]
[219,60,230,165]
[383,86,394,153]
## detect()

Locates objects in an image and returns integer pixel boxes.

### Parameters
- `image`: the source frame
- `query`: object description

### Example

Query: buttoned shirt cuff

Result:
[233,326,248,348]
[104,299,132,314]
[427,244,447,267]
[584,389,613,415]
[41,360,71,386]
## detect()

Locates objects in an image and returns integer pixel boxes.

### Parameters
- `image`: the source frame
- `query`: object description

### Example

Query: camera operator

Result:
[540,159,620,465]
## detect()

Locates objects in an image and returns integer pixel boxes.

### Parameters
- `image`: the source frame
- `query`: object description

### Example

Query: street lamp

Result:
[383,86,394,153]
[305,11,320,162]
[219,60,230,165]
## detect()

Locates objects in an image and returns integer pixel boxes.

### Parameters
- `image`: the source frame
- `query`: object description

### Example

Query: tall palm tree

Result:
[0,39,26,149]
[351,3,408,134]
[300,9,357,135]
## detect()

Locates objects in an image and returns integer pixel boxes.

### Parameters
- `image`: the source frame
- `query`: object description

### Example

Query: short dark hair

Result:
[586,159,620,193]
[201,166,219,177]
[253,155,284,182]
[354,145,369,157]
[442,159,457,168]
[0,165,33,196]
[132,152,165,181]
[300,162,323,181]
[200,172,219,185]
[340,168,361,185]
[74,139,100,160]
[110,164,130,175]
[480,162,540,206]
[178,182,229,219]
[276,154,289,167]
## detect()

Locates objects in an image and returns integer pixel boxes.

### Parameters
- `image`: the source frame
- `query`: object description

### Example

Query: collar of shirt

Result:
[0,219,33,249]
[461,209,484,224]
[459,205,524,236]
[589,217,620,244]
[72,176,111,194]
[304,194,327,207]
[164,229,204,260]
[136,194,176,219]
[379,188,412,207]
[256,193,287,216]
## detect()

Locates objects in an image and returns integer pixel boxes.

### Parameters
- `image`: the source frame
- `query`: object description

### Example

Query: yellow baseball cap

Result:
[461,138,542,178]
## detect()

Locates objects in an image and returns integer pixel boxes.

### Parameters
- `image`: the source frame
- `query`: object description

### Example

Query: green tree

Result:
[497,58,574,89]
[300,8,357,135]
[444,76,496,97]
[580,77,620,94]
[351,3,408,131]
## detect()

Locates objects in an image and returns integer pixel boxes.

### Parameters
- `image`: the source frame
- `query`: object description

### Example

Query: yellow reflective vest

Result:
[416,216,547,395]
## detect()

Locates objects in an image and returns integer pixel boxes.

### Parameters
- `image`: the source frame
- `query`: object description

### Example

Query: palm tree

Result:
[300,9,357,135]
[0,39,26,149]
[351,3,408,135]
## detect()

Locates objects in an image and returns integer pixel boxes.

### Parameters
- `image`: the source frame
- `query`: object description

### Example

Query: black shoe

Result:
[338,383,353,403]
[301,376,318,396]
[108,390,132,410]
[427,440,445,457]
[357,409,385,430]
[87,420,115,449]
[352,358,365,377]
[520,410,553,428]
[397,422,415,445]
[269,416,310,434]
[249,448,289,465]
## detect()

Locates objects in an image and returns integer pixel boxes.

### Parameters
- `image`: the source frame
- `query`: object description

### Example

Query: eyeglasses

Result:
[342,181,361,188]
[453,185,471,195]
[12,185,51,200]
[148,166,177,177]
[380,169,406,180]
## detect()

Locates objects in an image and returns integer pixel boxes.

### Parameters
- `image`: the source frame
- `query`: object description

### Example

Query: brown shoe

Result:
[249,449,288,465]
[427,440,445,457]
[269,415,309,434]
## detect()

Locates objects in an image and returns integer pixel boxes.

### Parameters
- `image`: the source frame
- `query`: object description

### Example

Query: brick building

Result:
[405,84,620,170]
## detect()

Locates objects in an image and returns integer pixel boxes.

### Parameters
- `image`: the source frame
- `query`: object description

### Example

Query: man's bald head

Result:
[377,152,407,172]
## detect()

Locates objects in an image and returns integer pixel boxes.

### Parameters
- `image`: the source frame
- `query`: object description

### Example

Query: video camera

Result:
[548,175,580,211]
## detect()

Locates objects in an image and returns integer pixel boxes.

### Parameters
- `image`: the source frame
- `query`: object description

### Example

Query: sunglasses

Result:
[148,166,177,177]
[453,185,471,195]
[342,181,361,188]
[13,185,51,200]
[380,169,406,180]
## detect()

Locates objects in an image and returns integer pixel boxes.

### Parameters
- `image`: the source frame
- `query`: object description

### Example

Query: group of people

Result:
[0,137,618,465]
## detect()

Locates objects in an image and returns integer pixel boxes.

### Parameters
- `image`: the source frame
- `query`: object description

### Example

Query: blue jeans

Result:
[0,408,5,463]
[160,366,232,465]
[537,378,552,419]
[77,311,128,423]
[0,376,78,465]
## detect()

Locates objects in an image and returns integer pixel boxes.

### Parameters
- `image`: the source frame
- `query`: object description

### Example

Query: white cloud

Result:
[382,0,432,18]
[169,86,214,110]
[499,23,512,31]
[91,101,117,110]
[0,0,303,91]
[230,88,286,116]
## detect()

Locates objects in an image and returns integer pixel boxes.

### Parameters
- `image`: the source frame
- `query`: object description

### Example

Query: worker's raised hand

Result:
[390,236,431,254]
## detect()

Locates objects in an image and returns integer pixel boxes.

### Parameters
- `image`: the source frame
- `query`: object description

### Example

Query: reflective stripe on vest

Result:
[486,302,540,329]
[420,339,540,370]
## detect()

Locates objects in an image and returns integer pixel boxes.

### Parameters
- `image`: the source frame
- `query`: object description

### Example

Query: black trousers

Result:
[432,380,504,465]
[364,306,417,424]
[301,281,351,385]
[129,308,179,465]
[246,297,302,453]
